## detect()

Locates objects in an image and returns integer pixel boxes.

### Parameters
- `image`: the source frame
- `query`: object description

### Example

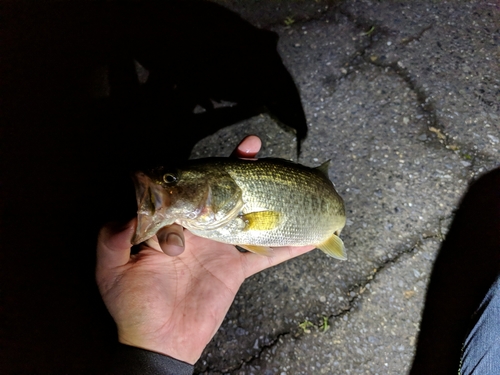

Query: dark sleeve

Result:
[108,343,194,375]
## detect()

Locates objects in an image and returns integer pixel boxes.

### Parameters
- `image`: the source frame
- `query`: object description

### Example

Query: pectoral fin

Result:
[238,244,274,257]
[317,234,346,260]
[241,211,282,231]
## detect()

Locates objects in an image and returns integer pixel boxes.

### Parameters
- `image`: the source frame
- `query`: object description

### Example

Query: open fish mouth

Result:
[132,171,171,244]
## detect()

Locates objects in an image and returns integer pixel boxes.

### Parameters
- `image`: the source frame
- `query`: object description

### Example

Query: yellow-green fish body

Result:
[133,158,346,259]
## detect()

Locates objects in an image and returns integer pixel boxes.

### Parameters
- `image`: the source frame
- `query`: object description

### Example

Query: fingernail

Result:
[167,233,184,248]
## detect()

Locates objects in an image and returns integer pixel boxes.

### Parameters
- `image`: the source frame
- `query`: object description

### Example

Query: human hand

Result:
[96,136,315,364]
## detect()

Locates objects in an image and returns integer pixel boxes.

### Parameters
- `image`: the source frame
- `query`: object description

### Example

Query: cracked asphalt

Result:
[192,1,499,373]
[1,1,498,374]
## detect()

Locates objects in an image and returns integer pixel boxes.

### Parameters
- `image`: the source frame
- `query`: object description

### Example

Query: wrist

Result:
[117,330,203,365]
[110,343,194,375]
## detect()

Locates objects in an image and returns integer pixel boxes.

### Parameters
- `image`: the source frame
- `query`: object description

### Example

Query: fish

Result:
[132,157,346,259]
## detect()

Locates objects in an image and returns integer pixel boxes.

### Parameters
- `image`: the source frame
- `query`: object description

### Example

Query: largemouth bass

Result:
[132,158,346,259]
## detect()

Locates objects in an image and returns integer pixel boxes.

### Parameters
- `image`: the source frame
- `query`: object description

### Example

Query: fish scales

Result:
[133,157,347,259]
[198,159,343,246]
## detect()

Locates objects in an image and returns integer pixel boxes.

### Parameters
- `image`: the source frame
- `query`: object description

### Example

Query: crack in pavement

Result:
[199,329,292,374]
[337,7,440,133]
[331,229,442,317]
[199,4,493,373]
[400,24,433,46]
[216,17,466,373]
[203,224,445,374]
[360,50,498,178]
[336,7,498,176]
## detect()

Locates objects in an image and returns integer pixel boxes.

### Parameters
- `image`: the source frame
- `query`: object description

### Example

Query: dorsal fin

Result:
[315,160,331,178]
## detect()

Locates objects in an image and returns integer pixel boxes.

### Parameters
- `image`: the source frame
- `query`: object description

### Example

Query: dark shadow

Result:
[410,167,500,374]
[0,1,307,373]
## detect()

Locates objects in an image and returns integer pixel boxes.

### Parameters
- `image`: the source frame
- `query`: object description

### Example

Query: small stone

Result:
[236,327,248,336]
[404,290,415,298]
[193,105,206,114]
[253,339,259,349]
[487,134,499,144]
[418,134,427,141]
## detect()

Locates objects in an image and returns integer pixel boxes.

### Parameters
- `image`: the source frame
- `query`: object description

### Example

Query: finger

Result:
[156,224,185,256]
[96,219,136,275]
[241,245,316,278]
[231,135,262,159]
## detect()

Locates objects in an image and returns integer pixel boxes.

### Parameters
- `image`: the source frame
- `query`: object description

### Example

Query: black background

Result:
[0,1,306,372]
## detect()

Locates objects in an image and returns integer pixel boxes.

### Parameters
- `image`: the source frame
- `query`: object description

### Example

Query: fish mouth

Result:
[132,171,171,244]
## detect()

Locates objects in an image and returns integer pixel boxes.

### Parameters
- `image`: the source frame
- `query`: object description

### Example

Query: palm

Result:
[151,230,249,339]
[105,230,313,362]
[96,136,316,364]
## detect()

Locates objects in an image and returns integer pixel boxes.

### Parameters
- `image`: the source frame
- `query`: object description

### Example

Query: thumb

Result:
[96,219,136,280]
[155,224,185,256]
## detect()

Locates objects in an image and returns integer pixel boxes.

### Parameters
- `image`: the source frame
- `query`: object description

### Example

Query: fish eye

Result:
[163,173,178,185]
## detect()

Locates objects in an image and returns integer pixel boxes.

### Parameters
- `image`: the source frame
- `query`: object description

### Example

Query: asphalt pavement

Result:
[192,1,500,373]
[1,1,498,374]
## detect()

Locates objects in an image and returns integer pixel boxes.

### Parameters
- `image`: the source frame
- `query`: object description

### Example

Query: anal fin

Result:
[238,244,274,257]
[317,234,346,260]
